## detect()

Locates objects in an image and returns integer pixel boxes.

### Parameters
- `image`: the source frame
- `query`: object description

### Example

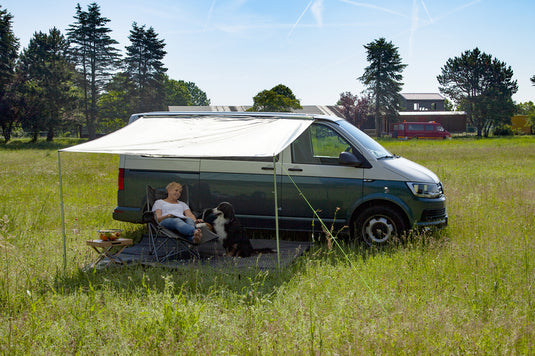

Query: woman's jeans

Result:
[160,217,196,241]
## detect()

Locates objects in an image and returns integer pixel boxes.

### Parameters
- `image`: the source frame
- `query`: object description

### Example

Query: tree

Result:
[444,98,455,111]
[67,2,120,139]
[163,76,210,107]
[338,91,358,123]
[354,95,373,128]
[0,5,19,142]
[359,38,406,137]
[249,84,301,112]
[437,48,518,137]
[98,72,135,131]
[125,22,167,112]
[516,101,535,132]
[184,81,210,106]
[17,28,76,141]
[337,92,372,128]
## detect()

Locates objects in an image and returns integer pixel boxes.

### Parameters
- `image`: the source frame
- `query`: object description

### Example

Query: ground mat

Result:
[89,236,311,270]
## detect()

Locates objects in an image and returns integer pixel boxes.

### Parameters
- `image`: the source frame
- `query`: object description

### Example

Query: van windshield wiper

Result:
[377,154,398,160]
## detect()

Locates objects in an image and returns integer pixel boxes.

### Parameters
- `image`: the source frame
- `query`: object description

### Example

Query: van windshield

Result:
[339,121,393,159]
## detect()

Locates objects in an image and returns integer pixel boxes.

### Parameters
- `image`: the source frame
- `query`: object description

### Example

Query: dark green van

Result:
[113,112,447,245]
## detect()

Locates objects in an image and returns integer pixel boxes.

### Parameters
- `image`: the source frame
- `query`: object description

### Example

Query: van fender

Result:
[347,192,414,231]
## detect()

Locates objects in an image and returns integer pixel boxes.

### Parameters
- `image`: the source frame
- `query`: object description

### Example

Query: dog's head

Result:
[201,208,215,221]
[213,202,236,220]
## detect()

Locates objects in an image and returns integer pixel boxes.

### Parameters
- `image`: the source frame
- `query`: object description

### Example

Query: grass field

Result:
[0,136,534,354]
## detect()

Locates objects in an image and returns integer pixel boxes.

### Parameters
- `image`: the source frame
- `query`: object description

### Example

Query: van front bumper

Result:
[415,207,448,228]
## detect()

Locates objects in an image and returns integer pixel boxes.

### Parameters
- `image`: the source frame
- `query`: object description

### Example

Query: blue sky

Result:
[3,0,534,106]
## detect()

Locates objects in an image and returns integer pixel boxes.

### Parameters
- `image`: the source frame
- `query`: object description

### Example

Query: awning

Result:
[60,115,314,157]
[59,113,316,270]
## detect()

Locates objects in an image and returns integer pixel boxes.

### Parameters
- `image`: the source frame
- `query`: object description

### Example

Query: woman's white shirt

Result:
[152,200,189,218]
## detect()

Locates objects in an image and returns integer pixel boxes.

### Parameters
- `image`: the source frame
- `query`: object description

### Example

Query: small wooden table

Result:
[86,238,133,268]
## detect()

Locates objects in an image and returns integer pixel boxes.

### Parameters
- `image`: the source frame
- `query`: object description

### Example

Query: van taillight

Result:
[118,168,124,190]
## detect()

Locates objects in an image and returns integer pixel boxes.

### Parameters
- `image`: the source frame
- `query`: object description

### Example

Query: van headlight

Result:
[406,182,443,198]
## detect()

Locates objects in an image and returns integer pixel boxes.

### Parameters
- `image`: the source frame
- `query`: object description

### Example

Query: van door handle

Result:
[261,167,274,171]
[288,168,303,172]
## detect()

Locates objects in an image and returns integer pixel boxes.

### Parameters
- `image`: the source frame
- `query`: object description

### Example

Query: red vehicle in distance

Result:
[392,121,451,139]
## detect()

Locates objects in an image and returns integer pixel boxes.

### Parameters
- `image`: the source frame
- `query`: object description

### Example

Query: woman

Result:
[152,182,203,243]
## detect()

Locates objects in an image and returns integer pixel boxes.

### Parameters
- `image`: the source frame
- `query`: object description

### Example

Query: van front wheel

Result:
[354,206,407,246]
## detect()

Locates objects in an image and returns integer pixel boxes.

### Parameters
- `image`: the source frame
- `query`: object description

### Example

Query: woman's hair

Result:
[166,182,182,191]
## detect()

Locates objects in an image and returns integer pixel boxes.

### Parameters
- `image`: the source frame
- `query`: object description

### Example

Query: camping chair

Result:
[142,185,201,262]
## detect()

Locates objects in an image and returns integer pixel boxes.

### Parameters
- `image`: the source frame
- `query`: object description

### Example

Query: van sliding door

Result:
[199,157,282,230]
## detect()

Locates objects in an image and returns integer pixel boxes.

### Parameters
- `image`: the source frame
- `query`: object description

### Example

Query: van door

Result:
[199,157,282,229]
[114,156,201,223]
[425,123,439,138]
[280,123,365,231]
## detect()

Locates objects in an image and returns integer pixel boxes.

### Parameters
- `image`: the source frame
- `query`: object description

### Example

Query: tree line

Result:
[0,3,210,142]
[338,39,533,137]
[1,4,534,142]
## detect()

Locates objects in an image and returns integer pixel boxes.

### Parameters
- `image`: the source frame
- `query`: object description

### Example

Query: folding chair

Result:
[142,185,201,262]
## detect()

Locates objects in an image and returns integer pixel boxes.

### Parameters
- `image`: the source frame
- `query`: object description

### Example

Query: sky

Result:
[2,0,534,106]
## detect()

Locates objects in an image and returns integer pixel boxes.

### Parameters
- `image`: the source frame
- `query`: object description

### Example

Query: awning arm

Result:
[273,155,280,270]
[58,151,67,270]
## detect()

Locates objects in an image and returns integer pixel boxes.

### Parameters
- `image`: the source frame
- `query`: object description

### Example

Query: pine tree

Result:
[67,3,120,139]
[17,28,76,141]
[359,38,406,137]
[125,22,167,112]
[0,5,19,142]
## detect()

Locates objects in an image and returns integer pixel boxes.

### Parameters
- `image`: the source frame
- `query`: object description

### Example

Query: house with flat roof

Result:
[401,93,446,111]
[397,93,466,133]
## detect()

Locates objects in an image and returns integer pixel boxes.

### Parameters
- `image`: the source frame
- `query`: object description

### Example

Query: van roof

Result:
[129,111,343,124]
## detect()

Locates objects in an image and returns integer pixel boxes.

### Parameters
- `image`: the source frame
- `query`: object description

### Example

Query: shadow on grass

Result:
[50,227,449,303]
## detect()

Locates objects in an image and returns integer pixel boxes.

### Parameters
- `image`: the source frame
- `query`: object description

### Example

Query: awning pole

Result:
[273,155,280,270]
[58,151,67,270]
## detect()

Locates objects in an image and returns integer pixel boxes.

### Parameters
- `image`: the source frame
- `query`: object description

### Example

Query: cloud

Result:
[409,0,419,56]
[204,0,217,31]
[338,0,408,18]
[288,0,314,38]
[287,0,325,38]
[419,0,433,23]
[311,0,325,27]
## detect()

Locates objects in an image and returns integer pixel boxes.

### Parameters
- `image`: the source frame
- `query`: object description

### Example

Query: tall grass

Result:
[0,137,533,354]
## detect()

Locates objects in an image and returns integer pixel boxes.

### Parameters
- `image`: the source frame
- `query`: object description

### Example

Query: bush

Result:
[493,124,514,136]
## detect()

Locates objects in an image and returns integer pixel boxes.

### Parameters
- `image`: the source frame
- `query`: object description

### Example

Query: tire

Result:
[353,205,407,246]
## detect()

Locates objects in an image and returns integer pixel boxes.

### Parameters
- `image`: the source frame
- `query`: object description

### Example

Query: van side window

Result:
[425,125,435,131]
[292,124,353,165]
[408,124,425,131]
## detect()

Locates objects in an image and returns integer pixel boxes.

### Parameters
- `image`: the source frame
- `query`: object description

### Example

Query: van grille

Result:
[421,208,447,222]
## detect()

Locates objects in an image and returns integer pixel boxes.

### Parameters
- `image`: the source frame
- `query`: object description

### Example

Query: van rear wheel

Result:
[353,206,407,246]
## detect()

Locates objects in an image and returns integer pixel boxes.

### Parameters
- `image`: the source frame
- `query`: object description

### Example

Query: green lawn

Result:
[0,136,534,354]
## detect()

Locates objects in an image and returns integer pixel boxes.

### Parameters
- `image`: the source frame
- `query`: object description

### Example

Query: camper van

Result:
[113,112,447,245]
[392,121,451,139]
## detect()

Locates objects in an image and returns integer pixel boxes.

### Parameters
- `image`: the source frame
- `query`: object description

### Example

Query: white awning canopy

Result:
[60,115,315,157]
[58,113,316,269]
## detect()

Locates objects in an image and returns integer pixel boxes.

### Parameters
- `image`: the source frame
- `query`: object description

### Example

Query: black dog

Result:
[211,202,254,257]
[196,208,218,232]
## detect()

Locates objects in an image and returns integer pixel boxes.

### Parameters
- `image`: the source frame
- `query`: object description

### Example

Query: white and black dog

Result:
[197,202,254,257]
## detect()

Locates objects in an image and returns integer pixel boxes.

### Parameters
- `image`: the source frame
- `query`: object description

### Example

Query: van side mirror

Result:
[339,151,362,167]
